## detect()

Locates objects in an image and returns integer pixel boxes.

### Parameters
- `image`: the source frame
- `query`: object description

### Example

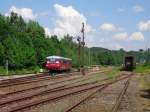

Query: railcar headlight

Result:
[56,61,60,64]
[47,61,50,64]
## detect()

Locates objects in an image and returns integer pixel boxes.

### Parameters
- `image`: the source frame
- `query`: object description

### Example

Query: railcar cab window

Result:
[47,59,61,63]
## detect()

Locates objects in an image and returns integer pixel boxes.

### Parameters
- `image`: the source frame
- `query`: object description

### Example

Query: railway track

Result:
[0,82,106,112]
[0,71,112,98]
[0,70,109,96]
[0,73,48,84]
[0,76,82,97]
[0,71,112,97]
[0,74,113,106]
[0,72,133,112]
[0,72,80,88]
[111,78,131,112]
[0,81,99,106]
[0,70,106,88]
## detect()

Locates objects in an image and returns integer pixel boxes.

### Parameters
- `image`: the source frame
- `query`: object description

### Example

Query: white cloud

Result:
[100,23,117,31]
[5,6,37,20]
[129,32,144,40]
[44,27,51,37]
[133,5,144,13]
[52,4,92,37]
[113,32,144,41]
[138,20,150,31]
[113,32,128,40]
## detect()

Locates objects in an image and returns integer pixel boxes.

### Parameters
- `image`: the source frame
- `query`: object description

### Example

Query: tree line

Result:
[0,12,149,70]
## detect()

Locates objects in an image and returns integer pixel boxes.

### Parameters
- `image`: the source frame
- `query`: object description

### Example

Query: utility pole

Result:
[77,36,81,71]
[6,60,8,75]
[81,22,85,75]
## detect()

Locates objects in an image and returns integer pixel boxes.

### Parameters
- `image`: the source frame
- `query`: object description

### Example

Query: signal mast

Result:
[77,22,85,75]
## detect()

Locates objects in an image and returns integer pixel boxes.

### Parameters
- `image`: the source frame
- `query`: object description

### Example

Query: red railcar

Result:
[44,56,72,72]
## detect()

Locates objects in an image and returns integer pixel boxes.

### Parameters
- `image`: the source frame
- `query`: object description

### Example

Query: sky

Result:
[0,0,150,51]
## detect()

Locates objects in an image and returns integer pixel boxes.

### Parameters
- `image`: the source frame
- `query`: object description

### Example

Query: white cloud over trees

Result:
[129,32,144,40]
[44,27,52,36]
[113,32,144,41]
[51,4,92,37]
[5,6,37,20]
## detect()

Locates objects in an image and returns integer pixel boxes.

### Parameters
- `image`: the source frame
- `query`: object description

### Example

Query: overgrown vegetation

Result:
[0,12,149,75]
[134,64,150,74]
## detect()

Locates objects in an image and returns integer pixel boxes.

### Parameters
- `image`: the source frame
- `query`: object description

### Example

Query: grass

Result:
[0,66,6,75]
[0,66,42,76]
[133,64,150,90]
[134,64,150,74]
[140,76,150,90]
[89,67,121,82]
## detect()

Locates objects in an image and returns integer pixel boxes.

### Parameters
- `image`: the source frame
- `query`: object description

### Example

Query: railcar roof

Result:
[46,55,72,60]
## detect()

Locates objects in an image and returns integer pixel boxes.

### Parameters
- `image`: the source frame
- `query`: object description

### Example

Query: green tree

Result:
[0,43,4,65]
[27,21,45,38]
